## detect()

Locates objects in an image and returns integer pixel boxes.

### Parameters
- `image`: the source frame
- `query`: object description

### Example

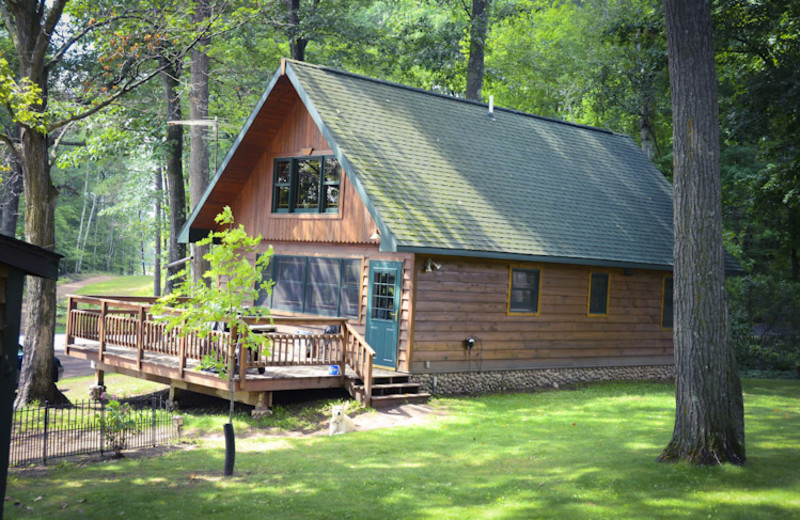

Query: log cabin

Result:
[175,58,747,398]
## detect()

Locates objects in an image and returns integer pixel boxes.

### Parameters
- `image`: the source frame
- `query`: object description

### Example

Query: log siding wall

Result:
[410,256,673,373]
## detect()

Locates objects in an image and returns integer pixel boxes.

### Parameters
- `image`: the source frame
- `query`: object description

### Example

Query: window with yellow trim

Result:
[661,276,674,328]
[508,267,541,315]
[588,272,610,316]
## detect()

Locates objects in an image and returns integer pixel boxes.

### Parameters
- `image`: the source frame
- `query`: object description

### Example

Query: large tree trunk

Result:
[15,128,68,407]
[466,0,492,101]
[8,0,69,407]
[161,60,187,294]
[154,167,163,297]
[658,0,745,465]
[285,0,308,61]
[189,0,212,286]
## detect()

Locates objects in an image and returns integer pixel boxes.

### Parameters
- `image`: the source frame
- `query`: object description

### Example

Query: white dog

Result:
[329,403,356,436]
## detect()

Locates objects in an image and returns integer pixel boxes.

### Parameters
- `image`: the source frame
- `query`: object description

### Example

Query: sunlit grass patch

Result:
[7,379,800,520]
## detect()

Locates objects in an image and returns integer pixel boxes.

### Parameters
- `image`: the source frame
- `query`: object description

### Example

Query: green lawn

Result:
[6,380,799,519]
[73,275,154,297]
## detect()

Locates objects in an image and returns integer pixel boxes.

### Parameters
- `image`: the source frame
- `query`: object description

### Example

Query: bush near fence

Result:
[10,395,178,467]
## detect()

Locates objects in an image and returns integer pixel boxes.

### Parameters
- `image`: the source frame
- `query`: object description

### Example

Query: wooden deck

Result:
[64,296,382,410]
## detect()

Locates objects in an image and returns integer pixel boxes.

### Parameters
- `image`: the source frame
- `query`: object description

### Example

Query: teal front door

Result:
[365,261,402,369]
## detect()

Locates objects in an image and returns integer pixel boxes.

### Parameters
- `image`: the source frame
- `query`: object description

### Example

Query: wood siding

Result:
[233,96,377,244]
[410,256,673,372]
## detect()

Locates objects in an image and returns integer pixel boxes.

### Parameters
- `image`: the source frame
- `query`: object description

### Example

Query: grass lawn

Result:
[72,275,154,297]
[6,380,799,519]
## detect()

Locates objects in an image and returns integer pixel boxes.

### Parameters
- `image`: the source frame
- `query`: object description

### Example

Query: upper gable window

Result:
[272,156,340,213]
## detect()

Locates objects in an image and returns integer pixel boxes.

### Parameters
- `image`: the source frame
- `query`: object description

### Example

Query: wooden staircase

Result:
[347,373,431,408]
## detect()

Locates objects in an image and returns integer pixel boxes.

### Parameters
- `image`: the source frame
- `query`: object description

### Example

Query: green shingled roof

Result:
[285,60,675,269]
[182,60,692,270]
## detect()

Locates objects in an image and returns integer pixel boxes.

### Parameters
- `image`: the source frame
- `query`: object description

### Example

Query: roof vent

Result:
[488,95,494,117]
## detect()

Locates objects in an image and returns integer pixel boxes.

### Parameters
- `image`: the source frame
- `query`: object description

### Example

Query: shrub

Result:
[728,275,800,370]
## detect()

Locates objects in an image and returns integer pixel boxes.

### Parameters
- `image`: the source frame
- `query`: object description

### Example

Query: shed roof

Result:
[183,60,737,272]
[0,234,61,279]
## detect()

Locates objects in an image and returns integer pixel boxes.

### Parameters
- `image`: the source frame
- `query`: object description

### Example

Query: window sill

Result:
[270,211,343,221]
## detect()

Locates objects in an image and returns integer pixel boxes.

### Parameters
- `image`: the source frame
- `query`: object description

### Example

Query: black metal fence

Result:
[10,395,178,467]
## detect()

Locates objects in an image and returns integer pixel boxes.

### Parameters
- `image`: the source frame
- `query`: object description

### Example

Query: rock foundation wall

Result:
[412,365,674,395]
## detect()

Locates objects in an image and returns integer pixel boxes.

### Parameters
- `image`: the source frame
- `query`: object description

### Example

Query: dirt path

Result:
[20,274,116,330]
[57,274,117,302]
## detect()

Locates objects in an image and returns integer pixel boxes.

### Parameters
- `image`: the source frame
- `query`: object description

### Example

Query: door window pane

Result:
[371,270,396,320]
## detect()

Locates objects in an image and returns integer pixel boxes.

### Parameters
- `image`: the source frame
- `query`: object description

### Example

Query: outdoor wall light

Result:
[423,258,441,272]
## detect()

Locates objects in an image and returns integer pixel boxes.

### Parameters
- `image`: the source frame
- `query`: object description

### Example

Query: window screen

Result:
[662,276,673,328]
[259,255,360,318]
[588,272,609,315]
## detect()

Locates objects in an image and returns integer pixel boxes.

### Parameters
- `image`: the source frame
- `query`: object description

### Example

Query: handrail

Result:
[344,322,375,405]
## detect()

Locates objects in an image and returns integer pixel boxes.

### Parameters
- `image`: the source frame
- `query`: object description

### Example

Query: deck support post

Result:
[251,391,273,418]
[90,369,106,400]
[168,385,181,409]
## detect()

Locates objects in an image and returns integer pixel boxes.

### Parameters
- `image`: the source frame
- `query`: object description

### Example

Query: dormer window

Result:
[272,155,340,213]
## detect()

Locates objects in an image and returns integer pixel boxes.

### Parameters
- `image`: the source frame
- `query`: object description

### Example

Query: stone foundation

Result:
[412,365,674,396]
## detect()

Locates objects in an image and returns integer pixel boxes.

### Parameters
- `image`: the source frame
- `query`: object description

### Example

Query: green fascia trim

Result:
[399,246,745,276]
[396,245,673,271]
[283,61,398,252]
[178,67,286,243]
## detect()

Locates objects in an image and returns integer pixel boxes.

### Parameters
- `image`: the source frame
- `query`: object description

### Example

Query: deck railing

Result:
[65,296,374,402]
[343,323,376,402]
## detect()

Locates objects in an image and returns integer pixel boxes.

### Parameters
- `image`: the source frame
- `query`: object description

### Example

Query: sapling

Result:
[152,206,273,474]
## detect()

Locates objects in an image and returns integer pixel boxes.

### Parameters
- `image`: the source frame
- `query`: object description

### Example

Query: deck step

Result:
[369,392,432,408]
[348,379,430,407]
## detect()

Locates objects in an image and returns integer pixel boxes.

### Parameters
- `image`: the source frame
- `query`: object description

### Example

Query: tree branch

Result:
[30,0,67,80]
[0,2,18,52]
[0,131,21,162]
[49,120,74,160]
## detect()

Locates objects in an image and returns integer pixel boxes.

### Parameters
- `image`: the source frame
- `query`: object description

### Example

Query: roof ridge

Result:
[284,59,615,137]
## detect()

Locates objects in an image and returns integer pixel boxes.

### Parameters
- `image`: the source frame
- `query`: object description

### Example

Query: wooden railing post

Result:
[98,300,108,363]
[364,354,373,406]
[341,320,349,366]
[65,296,77,355]
[136,306,145,370]
[337,320,347,378]
[178,319,187,379]
[237,327,247,388]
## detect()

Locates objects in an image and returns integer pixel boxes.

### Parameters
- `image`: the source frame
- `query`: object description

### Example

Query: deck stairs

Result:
[347,373,431,408]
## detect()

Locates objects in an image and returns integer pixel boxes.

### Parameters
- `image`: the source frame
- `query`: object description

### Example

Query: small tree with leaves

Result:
[152,206,273,424]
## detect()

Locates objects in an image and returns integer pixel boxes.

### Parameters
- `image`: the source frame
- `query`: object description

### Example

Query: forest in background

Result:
[0,0,798,371]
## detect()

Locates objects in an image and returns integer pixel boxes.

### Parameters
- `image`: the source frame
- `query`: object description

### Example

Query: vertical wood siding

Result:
[410,256,673,372]
[234,98,377,244]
